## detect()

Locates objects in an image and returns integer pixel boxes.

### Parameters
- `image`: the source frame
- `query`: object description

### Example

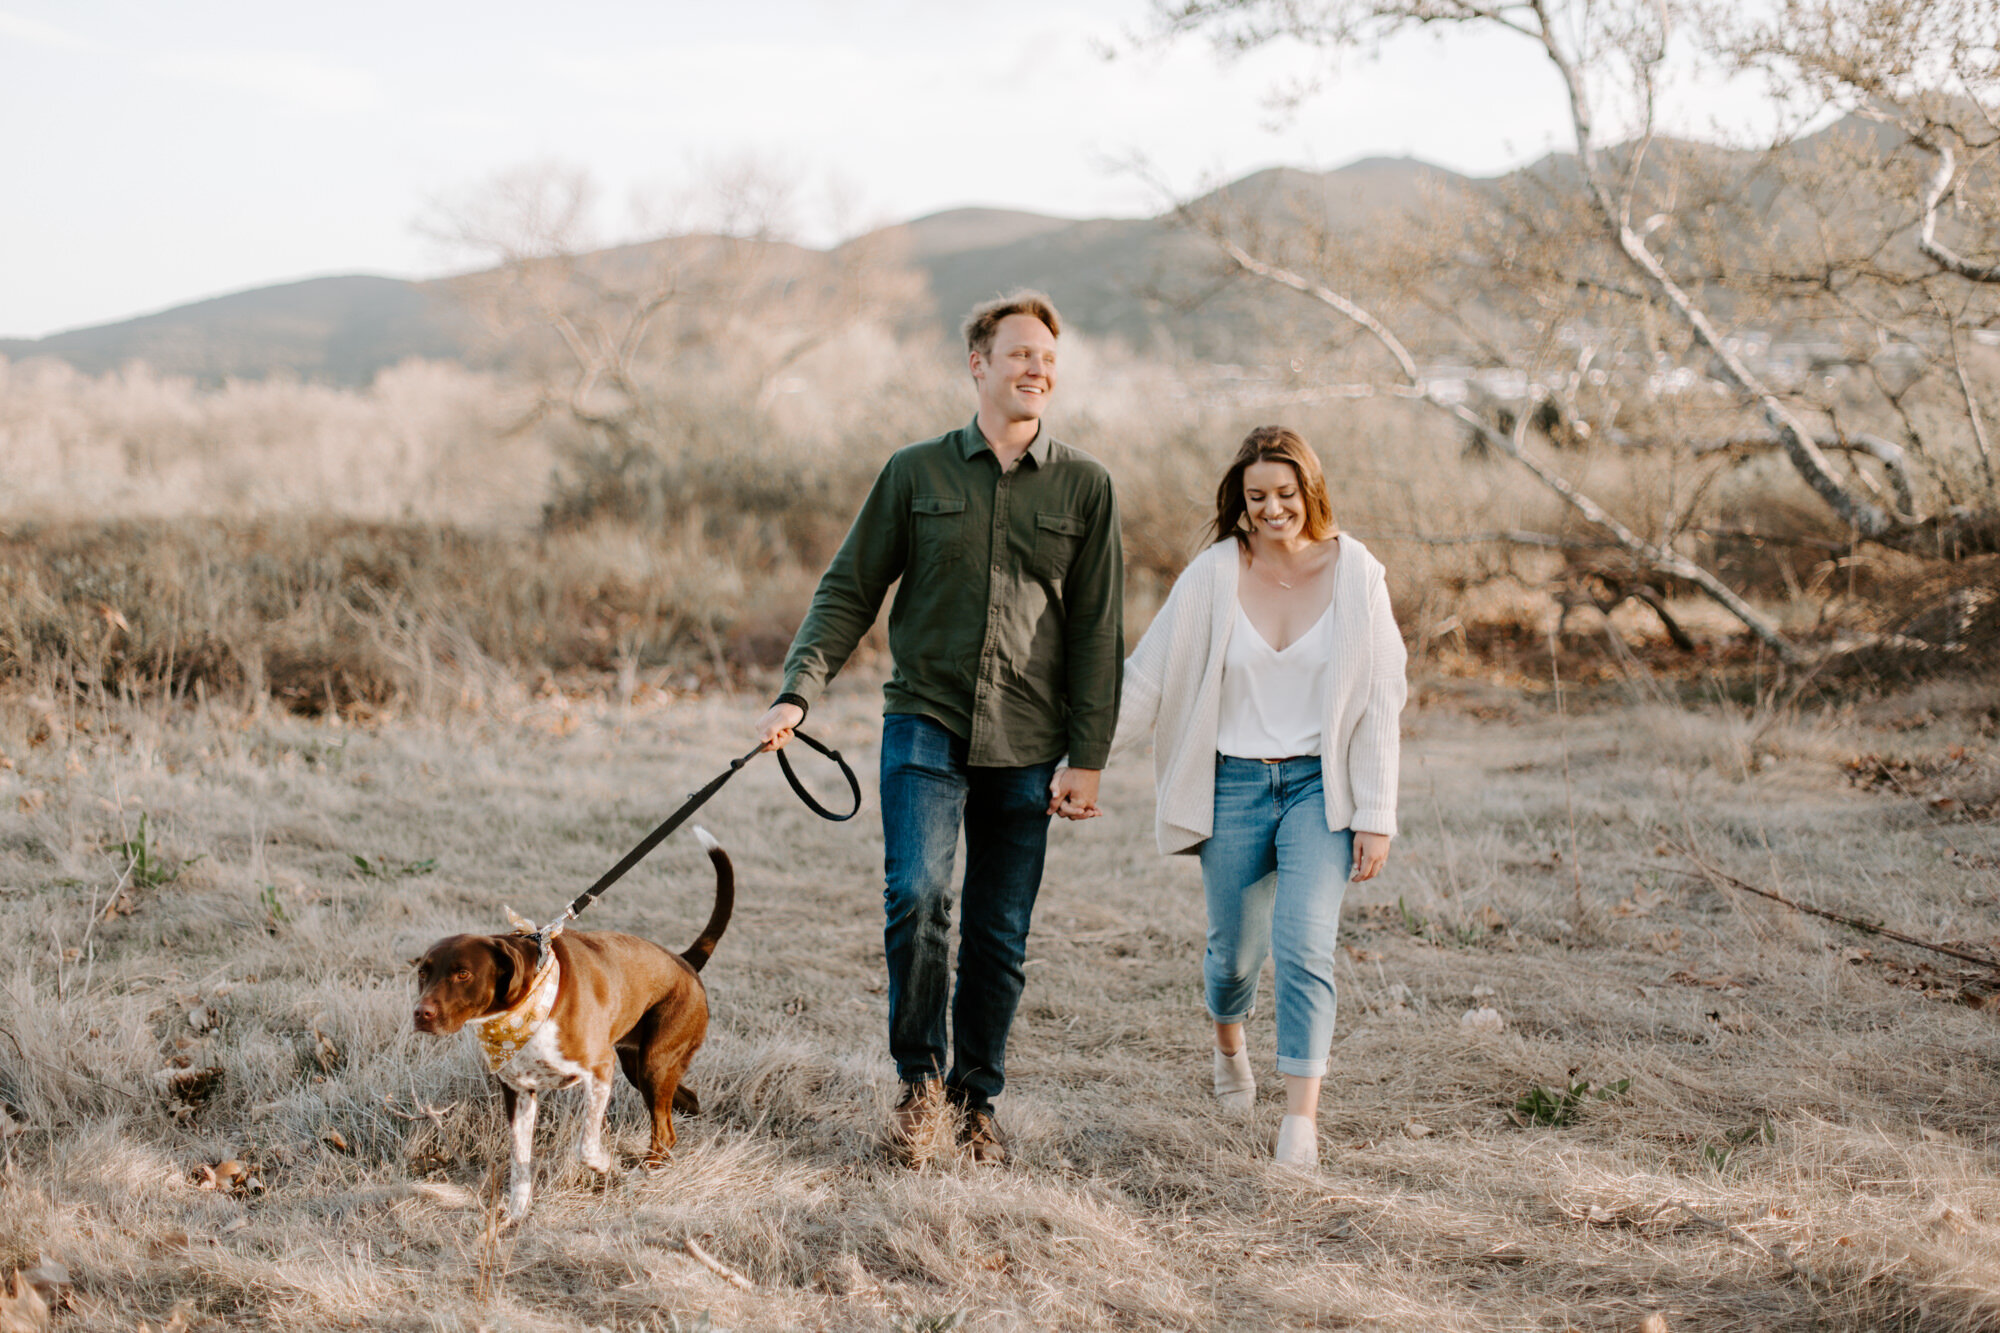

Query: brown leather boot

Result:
[959,1108,1006,1166]
[888,1079,948,1150]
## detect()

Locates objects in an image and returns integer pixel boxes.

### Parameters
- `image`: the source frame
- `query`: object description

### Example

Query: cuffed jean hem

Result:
[1276,1056,1330,1078]
[1207,1008,1255,1025]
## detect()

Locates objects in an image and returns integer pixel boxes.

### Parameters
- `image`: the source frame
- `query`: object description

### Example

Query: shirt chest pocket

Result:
[1030,511,1087,581]
[911,494,968,569]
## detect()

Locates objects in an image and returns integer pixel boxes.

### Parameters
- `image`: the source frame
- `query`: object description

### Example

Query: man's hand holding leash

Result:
[757,701,805,752]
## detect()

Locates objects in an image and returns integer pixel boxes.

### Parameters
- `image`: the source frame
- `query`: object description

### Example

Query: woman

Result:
[1084,425,1406,1167]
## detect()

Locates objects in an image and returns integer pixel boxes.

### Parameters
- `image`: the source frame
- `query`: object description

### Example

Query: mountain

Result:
[1203,156,1465,219]
[870,207,1082,260]
[0,275,475,385]
[909,157,1468,358]
[0,156,1477,383]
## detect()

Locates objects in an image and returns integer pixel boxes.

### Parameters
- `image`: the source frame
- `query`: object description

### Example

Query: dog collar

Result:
[466,925,562,1073]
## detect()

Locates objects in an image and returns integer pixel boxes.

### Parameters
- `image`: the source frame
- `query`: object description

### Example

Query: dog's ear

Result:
[490,932,541,1008]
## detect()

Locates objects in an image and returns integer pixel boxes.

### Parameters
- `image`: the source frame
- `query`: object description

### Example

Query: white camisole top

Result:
[1216,596,1336,759]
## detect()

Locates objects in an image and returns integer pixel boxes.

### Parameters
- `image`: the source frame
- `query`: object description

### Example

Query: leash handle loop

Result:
[559,727,860,924]
[775,727,862,822]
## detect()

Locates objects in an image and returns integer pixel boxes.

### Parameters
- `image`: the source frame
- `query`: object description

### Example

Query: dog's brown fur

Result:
[412,829,732,1218]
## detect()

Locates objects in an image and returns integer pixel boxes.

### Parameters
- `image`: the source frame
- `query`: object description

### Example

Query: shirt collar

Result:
[959,416,1047,468]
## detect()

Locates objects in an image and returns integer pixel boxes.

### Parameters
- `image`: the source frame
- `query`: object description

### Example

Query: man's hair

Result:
[1208,425,1338,549]
[962,290,1062,358]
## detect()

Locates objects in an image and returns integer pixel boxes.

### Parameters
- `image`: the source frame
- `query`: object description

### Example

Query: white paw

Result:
[505,1180,533,1219]
[581,1144,612,1175]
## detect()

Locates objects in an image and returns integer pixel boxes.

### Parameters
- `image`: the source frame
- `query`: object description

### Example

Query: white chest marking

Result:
[491,1020,590,1093]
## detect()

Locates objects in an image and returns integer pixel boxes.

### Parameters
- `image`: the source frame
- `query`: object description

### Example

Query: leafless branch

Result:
[1381,529,1616,550]
[1943,298,2000,496]
[1203,230,1805,661]
[1674,844,2000,973]
[685,1236,755,1290]
[1213,237,1421,381]
[1523,0,1899,540]
[1913,132,2000,283]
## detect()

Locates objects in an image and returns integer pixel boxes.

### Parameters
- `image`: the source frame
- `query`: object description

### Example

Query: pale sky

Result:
[1,1,1778,340]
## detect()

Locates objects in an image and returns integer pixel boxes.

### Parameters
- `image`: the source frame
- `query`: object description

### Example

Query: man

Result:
[754,291,1122,1164]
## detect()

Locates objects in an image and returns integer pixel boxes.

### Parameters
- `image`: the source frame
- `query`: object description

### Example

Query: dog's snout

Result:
[413,1002,440,1032]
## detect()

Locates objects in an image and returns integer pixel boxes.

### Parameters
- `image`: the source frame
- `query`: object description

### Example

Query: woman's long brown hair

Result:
[1208,425,1338,550]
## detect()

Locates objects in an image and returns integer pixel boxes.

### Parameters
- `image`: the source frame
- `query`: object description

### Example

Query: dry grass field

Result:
[2,660,1998,1332]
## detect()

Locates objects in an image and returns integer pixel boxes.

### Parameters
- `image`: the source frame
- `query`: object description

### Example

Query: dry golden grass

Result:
[0,515,857,719]
[2,664,1998,1331]
[4,333,1997,1329]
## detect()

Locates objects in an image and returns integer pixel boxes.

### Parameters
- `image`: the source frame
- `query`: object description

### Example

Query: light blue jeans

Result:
[1200,755,1354,1078]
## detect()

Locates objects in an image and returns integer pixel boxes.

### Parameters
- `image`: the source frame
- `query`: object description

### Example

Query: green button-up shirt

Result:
[780,417,1123,768]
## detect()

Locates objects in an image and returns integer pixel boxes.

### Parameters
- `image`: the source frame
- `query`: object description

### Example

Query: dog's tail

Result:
[682,826,733,973]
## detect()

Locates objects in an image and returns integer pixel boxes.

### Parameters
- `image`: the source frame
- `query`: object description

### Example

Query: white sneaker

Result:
[1275,1114,1317,1168]
[1212,1046,1255,1112]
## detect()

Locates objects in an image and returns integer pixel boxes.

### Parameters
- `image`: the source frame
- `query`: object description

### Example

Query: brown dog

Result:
[412,827,732,1220]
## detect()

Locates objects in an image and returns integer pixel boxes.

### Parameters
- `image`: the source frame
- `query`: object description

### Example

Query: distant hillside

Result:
[870,207,1082,260]
[11,121,1938,386]
[0,275,476,386]
[0,156,1472,384]
[915,157,1468,359]
[0,154,1696,386]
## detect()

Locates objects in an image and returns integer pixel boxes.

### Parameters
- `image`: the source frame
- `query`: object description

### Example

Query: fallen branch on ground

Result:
[1651,1200,1821,1286]
[1671,844,2000,973]
[686,1236,755,1291]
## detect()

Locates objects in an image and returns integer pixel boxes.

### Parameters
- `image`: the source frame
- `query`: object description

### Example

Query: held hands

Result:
[1351,831,1392,882]
[1047,767,1102,820]
[755,702,805,752]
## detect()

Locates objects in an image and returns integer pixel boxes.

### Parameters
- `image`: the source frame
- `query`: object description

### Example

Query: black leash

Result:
[558,728,860,926]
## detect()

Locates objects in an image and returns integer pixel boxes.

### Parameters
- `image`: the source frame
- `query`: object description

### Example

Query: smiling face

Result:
[970,313,1057,424]
[1209,426,1336,550]
[1242,459,1308,540]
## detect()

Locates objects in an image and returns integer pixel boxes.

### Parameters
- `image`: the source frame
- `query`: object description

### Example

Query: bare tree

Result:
[420,160,925,526]
[1715,0,2000,508]
[1154,0,2000,661]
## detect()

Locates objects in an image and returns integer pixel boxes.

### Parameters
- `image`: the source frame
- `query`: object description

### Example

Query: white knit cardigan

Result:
[1111,535,1408,854]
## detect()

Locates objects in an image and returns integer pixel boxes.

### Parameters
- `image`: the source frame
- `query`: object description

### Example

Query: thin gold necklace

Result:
[1254,532,1330,590]
[1252,530,1316,589]
[1258,559,1298,590]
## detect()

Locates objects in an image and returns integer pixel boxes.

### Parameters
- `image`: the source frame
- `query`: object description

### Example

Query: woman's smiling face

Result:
[1242,459,1307,538]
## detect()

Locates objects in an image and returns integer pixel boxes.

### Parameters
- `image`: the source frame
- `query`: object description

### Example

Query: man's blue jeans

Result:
[1200,755,1354,1079]
[880,713,1055,1113]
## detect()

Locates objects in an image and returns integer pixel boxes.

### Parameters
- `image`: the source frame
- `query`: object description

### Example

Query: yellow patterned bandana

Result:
[466,926,561,1073]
